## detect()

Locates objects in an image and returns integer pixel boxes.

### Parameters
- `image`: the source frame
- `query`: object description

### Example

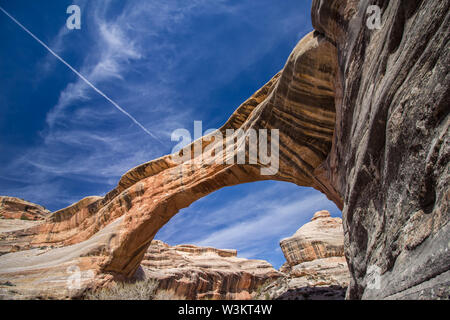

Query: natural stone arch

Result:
[27,31,341,278]
[3,0,447,300]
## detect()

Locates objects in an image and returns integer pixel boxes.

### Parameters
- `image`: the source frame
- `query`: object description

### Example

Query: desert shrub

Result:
[154,289,185,300]
[85,278,159,300]
[20,213,29,220]
[85,279,186,300]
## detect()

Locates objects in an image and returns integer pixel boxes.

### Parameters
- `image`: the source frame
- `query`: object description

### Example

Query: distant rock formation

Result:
[258,210,350,300]
[0,197,49,221]
[0,0,448,300]
[280,210,344,265]
[0,197,48,256]
[139,240,281,300]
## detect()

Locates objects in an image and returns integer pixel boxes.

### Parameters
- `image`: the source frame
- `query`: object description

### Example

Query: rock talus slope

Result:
[0,0,448,299]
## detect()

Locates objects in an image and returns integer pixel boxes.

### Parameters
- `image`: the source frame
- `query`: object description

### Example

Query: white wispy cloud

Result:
[194,193,335,249]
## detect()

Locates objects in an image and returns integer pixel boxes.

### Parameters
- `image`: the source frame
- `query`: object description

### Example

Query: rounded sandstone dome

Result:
[311,210,331,221]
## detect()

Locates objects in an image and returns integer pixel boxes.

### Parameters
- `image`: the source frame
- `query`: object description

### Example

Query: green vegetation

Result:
[253,280,275,300]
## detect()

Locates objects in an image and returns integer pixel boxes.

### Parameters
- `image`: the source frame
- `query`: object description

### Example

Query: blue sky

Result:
[0,0,340,268]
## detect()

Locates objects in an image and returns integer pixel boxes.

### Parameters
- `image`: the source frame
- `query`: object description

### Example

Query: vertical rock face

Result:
[311,0,450,299]
[139,240,281,300]
[280,210,344,265]
[0,197,49,221]
[260,210,350,300]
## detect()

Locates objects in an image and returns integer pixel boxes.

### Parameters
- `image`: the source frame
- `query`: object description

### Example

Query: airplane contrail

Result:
[0,6,160,142]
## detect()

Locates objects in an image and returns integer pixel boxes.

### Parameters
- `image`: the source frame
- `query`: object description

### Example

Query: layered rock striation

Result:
[3,30,340,283]
[280,210,344,265]
[139,240,281,300]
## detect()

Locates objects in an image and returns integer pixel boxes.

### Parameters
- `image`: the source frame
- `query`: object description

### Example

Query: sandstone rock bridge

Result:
[2,0,448,299]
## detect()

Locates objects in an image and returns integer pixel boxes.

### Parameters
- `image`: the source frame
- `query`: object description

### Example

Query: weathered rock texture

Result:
[0,197,48,257]
[0,220,42,256]
[280,210,344,265]
[0,197,49,221]
[258,211,350,300]
[139,240,280,300]
[0,0,448,300]
[311,0,449,299]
